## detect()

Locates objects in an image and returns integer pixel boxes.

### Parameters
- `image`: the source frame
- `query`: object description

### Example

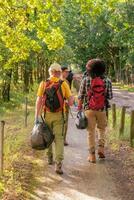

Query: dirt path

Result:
[111,87,134,112]
[29,88,134,200]
[30,109,124,200]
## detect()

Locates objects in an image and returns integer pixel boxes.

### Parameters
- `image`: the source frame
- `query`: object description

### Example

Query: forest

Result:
[0,0,133,101]
[0,1,134,199]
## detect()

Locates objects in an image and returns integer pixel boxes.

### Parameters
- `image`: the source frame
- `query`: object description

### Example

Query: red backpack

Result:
[88,77,106,110]
[43,80,64,112]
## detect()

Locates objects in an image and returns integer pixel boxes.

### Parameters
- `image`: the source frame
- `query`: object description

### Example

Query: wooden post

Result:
[106,109,109,121]
[130,110,134,147]
[112,104,116,128]
[119,106,126,136]
[0,121,5,176]
[25,97,28,127]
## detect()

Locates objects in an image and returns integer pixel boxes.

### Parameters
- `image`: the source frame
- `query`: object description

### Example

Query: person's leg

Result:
[96,111,107,158]
[64,111,69,145]
[45,113,53,164]
[47,145,53,164]
[85,110,96,163]
[53,112,64,174]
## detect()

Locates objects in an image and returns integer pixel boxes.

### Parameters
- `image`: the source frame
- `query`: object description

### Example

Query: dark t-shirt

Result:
[66,71,73,89]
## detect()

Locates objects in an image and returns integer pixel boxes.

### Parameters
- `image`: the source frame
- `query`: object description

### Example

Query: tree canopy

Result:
[0,0,134,100]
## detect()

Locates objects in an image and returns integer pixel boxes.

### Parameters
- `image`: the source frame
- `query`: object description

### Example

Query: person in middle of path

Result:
[61,66,70,146]
[78,58,113,163]
[35,63,74,174]
[66,70,74,89]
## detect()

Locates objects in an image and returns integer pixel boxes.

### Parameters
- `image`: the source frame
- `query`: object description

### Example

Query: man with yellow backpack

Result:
[35,63,74,174]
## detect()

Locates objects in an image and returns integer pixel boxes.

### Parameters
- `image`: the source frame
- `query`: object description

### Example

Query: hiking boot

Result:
[64,141,69,146]
[87,153,96,163]
[98,146,105,159]
[55,162,63,175]
[48,155,53,165]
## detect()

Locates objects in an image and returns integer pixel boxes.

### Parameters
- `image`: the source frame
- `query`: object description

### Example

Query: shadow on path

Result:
[29,111,125,200]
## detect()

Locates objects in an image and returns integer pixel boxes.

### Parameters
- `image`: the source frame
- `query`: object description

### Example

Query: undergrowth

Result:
[0,86,37,199]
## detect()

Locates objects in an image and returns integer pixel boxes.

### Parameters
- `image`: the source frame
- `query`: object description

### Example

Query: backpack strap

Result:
[58,79,64,97]
[45,79,51,88]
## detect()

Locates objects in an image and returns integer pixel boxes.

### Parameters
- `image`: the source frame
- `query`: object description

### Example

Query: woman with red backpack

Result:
[78,59,113,163]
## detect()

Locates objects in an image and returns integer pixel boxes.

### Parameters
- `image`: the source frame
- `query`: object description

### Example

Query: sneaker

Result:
[98,146,105,159]
[87,153,96,163]
[55,162,63,174]
[48,155,53,165]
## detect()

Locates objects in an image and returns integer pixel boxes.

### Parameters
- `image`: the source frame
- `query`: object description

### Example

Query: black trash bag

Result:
[31,121,54,150]
[75,111,88,129]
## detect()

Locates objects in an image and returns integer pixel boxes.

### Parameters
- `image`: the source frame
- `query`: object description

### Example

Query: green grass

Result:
[0,84,38,199]
[128,87,134,92]
[0,106,36,199]
[112,82,134,92]
[0,83,38,116]
[107,108,131,150]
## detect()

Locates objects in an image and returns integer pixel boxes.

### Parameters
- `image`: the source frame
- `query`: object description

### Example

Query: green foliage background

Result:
[0,0,134,101]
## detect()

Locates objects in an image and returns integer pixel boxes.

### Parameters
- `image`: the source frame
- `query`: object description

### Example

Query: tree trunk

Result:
[110,46,120,82]
[2,69,12,101]
[13,65,18,85]
[23,63,29,93]
[45,64,49,80]
[29,68,33,85]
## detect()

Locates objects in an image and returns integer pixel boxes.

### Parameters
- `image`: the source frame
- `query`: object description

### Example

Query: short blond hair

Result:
[48,63,62,75]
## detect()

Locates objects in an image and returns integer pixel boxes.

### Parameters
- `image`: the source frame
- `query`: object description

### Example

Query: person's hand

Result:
[34,117,39,125]
[77,100,82,111]
[77,105,82,111]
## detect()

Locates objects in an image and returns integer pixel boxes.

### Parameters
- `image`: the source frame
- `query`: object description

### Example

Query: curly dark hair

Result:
[86,58,106,78]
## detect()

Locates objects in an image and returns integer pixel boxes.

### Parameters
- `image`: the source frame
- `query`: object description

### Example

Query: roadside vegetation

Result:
[0,89,37,199]
[107,108,134,190]
[108,108,131,148]
[112,83,134,92]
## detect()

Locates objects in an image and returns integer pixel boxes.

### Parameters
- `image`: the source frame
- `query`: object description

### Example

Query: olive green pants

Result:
[63,109,69,141]
[45,111,64,162]
[85,110,107,153]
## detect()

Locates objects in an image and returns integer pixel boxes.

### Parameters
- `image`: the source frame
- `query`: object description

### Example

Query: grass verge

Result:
[107,108,132,151]
[0,87,40,199]
[112,82,134,92]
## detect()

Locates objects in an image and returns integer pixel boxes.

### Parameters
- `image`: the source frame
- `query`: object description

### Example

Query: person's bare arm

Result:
[35,96,43,119]
[68,95,74,106]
